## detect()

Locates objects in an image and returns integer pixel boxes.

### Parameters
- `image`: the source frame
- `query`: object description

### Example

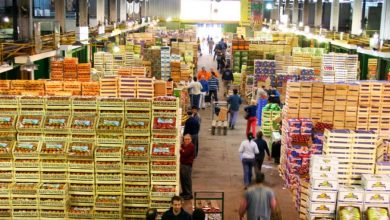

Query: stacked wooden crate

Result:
[137,77,154,99]
[123,99,151,219]
[103,53,114,77]
[154,80,167,97]
[381,83,390,138]
[131,67,146,77]
[94,52,105,76]
[333,84,348,129]
[367,58,378,80]
[100,77,118,97]
[50,60,64,81]
[118,76,137,98]
[298,82,312,119]
[170,60,181,82]
[118,68,132,76]
[77,63,91,82]
[283,82,300,119]
[310,82,324,123]
[345,84,359,130]
[63,58,78,81]
[63,81,82,96]
[180,63,191,81]
[322,84,335,124]
[81,82,100,96]
[45,81,63,96]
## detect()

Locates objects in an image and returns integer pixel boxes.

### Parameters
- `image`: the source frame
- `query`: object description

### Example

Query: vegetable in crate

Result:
[367,207,389,220]
[338,207,361,220]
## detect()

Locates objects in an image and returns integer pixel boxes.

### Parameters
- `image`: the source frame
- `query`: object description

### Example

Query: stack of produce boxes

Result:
[95,97,124,219]
[310,82,324,123]
[345,84,359,130]
[137,77,154,99]
[298,82,311,119]
[77,63,91,82]
[307,155,339,220]
[94,52,105,76]
[81,82,100,96]
[11,182,40,219]
[119,76,137,98]
[254,60,276,86]
[40,96,71,219]
[123,99,151,219]
[362,174,390,218]
[161,46,171,80]
[67,99,96,219]
[63,58,78,81]
[100,77,118,97]
[260,104,281,137]
[283,82,300,119]
[337,185,364,219]
[151,97,180,217]
[50,60,64,81]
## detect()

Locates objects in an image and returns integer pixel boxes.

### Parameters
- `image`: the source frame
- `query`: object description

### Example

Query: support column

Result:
[380,0,390,40]
[109,0,118,23]
[19,0,32,40]
[96,0,105,25]
[303,0,310,26]
[330,0,340,31]
[292,0,299,25]
[315,0,323,27]
[118,0,127,22]
[351,0,362,35]
[79,0,89,26]
[285,0,290,20]
[55,0,66,33]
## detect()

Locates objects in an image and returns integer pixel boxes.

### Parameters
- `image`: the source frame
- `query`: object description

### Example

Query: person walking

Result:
[254,131,271,171]
[197,66,211,81]
[183,111,200,158]
[239,172,277,220]
[162,196,192,220]
[188,77,203,109]
[179,134,195,200]
[239,133,259,189]
[199,76,209,109]
[272,139,282,164]
[227,89,242,129]
[222,66,234,96]
[213,42,222,61]
[208,72,219,102]
[244,100,258,137]
[208,37,215,55]
[197,37,202,56]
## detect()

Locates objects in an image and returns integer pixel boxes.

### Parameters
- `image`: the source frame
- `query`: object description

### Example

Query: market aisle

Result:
[183,52,298,219]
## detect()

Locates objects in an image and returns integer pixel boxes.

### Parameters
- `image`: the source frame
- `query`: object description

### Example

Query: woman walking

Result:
[239,133,259,189]
[244,100,258,137]
[254,131,271,172]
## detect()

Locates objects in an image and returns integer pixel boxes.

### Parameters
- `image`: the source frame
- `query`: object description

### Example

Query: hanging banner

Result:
[250,0,263,28]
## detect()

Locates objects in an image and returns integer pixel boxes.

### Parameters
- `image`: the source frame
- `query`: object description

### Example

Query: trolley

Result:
[211,101,229,136]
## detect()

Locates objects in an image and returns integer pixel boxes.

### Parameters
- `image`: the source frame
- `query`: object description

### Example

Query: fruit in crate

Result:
[338,206,361,220]
[367,207,389,220]
[45,116,68,129]
[68,143,93,157]
[0,141,12,155]
[154,96,176,101]
[41,142,65,154]
[152,161,175,166]
[126,119,148,129]
[71,117,94,129]
[14,142,39,153]
[152,185,175,192]
[152,143,175,156]
[13,182,37,190]
[153,117,176,129]
[96,147,120,154]
[17,115,42,128]
[97,117,123,130]
[124,145,148,156]
[0,116,14,128]
[69,206,93,214]
[40,183,65,190]
[96,195,120,203]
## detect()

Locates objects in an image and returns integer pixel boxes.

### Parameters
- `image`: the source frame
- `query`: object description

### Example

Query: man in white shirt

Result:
[188,77,203,109]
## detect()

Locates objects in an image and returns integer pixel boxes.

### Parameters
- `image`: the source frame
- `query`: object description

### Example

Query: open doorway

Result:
[196,23,223,51]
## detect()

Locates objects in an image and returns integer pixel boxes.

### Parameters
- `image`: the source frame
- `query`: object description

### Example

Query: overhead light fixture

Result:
[3,17,9,23]
[166,17,172,22]
[20,57,38,72]
[299,22,303,27]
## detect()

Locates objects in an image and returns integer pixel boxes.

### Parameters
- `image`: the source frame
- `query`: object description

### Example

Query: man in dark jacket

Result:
[227,89,242,129]
[161,196,191,220]
[222,66,234,96]
[183,110,200,157]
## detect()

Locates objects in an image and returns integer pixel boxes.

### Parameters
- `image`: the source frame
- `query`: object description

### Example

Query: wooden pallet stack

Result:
[132,67,147,77]
[113,53,125,76]
[103,53,114,77]
[118,68,132,76]
[333,84,348,129]
[323,129,354,185]
[170,60,181,82]
[118,76,137,98]
[45,81,63,96]
[11,183,40,219]
[63,58,78,81]
[367,58,378,80]
[381,83,390,138]
[38,183,68,219]
[321,54,335,83]
[100,77,118,97]
[180,63,191,81]
[77,63,91,82]
[137,77,154,99]
[151,97,180,217]
[346,55,358,81]
[350,130,377,185]
[50,60,64,81]
[357,82,372,131]
[94,52,105,76]
[298,82,312,119]
[123,99,151,219]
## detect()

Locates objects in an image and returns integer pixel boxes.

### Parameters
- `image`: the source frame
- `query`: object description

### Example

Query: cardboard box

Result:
[309,189,337,203]
[362,174,390,191]
[338,186,364,203]
[308,201,336,214]
[364,190,390,204]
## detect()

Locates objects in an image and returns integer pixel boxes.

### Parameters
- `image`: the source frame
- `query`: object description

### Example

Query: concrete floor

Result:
[181,51,299,220]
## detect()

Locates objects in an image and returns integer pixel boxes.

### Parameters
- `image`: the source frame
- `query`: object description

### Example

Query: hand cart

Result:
[194,191,224,220]
[211,101,229,136]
